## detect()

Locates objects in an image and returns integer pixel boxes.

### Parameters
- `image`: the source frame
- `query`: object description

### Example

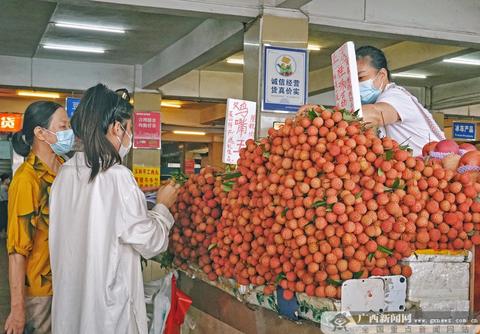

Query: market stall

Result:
[146,103,480,333]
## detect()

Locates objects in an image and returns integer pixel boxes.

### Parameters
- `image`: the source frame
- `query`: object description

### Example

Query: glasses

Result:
[115,88,131,102]
[109,88,132,124]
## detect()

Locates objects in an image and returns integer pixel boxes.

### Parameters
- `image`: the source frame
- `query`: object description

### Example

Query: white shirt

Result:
[376,83,445,156]
[49,153,174,334]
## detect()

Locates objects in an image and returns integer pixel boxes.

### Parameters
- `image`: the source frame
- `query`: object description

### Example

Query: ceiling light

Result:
[55,22,125,34]
[226,58,244,65]
[307,44,321,51]
[43,44,105,54]
[391,73,427,79]
[443,57,480,66]
[161,102,182,108]
[173,130,206,136]
[17,90,61,99]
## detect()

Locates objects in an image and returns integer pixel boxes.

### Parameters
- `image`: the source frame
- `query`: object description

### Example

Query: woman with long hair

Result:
[49,84,178,333]
[5,101,73,334]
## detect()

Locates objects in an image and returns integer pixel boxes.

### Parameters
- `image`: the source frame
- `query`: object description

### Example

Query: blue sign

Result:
[453,122,476,140]
[65,97,81,118]
[263,46,308,113]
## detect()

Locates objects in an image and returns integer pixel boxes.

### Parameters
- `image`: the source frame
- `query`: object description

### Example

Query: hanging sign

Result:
[134,111,161,149]
[184,160,195,175]
[65,97,81,118]
[133,165,161,188]
[0,113,23,132]
[223,98,256,164]
[263,46,308,113]
[453,122,476,141]
[331,41,362,115]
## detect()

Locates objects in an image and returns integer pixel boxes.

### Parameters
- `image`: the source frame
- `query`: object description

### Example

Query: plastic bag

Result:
[145,272,175,334]
[164,275,192,334]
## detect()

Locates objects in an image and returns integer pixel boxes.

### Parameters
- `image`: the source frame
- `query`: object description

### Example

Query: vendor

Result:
[356,45,445,156]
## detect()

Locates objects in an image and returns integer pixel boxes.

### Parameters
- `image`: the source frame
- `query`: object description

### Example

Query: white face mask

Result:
[116,124,132,159]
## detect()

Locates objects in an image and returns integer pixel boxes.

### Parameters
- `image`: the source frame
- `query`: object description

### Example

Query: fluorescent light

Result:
[43,44,105,54]
[226,58,244,65]
[17,90,61,99]
[55,22,125,34]
[307,44,321,51]
[161,102,182,108]
[173,130,206,136]
[392,73,427,79]
[443,57,480,66]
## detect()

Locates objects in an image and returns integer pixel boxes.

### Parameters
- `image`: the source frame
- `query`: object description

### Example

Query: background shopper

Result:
[0,173,10,239]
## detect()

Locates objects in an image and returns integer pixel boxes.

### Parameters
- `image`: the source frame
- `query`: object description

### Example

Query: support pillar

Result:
[130,92,162,172]
[243,9,309,138]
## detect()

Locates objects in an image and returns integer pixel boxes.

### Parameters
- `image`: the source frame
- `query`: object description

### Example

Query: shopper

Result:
[0,173,10,239]
[4,101,73,334]
[356,45,445,156]
[49,84,179,334]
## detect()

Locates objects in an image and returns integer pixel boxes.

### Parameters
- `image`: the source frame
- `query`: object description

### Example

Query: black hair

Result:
[71,83,133,182]
[356,45,391,81]
[11,101,62,157]
[0,173,10,182]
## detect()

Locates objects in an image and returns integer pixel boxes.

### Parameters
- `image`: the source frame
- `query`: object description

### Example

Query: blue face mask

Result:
[359,75,382,105]
[46,129,75,155]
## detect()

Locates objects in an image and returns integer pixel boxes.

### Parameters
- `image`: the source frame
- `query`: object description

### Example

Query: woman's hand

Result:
[156,181,180,208]
[4,306,25,334]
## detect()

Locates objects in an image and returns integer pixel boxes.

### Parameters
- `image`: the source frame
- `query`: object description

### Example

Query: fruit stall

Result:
[153,105,480,333]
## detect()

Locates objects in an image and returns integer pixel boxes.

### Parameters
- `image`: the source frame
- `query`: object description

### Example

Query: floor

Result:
[0,237,10,328]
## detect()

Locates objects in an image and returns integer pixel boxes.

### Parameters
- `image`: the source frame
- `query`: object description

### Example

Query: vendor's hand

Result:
[4,307,25,334]
[156,181,180,208]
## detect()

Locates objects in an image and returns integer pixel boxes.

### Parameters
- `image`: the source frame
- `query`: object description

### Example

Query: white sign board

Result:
[223,98,257,164]
[263,46,308,113]
[331,41,362,115]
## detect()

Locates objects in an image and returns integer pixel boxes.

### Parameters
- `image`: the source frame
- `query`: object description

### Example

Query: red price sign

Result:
[184,160,195,175]
[134,111,161,149]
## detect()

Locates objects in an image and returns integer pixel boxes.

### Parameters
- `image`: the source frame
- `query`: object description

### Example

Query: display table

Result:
[148,250,478,334]
[176,270,322,334]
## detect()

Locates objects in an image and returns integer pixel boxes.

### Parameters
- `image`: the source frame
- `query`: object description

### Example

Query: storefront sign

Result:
[453,122,476,140]
[134,111,161,149]
[65,97,81,118]
[133,165,160,188]
[223,98,256,164]
[0,113,22,132]
[331,41,362,115]
[263,46,308,113]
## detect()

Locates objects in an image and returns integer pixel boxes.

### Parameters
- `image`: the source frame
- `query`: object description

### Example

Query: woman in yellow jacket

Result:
[4,101,73,334]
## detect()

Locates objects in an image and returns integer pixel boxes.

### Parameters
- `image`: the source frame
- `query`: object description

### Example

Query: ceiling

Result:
[204,30,399,73]
[0,0,205,64]
[393,51,480,87]
[0,0,479,90]
[205,35,480,88]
